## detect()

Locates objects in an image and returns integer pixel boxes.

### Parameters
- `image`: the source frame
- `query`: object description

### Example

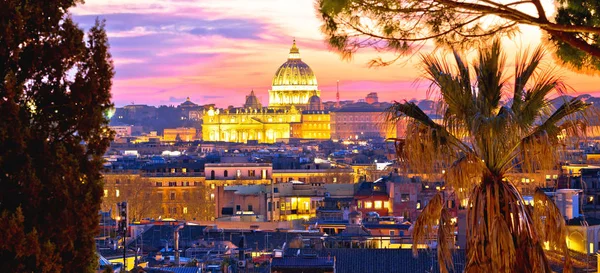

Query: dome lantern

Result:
[288,39,300,59]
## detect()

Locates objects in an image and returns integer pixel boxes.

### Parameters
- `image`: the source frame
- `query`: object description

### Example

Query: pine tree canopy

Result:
[317,0,600,72]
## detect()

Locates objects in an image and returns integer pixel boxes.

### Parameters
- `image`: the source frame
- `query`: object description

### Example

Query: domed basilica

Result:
[202,40,330,144]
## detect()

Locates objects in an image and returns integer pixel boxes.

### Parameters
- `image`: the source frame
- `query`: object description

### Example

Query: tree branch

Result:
[548,30,600,58]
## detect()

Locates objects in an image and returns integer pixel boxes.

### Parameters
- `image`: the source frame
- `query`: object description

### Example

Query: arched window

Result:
[224,170,228,178]
[210,170,215,180]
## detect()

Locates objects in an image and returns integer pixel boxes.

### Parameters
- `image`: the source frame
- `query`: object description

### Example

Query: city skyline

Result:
[72,0,600,107]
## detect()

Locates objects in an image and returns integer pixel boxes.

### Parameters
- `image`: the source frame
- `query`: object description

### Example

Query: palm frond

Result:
[515,67,568,132]
[519,97,591,172]
[473,39,506,117]
[437,208,455,273]
[445,153,483,200]
[533,189,572,273]
[512,45,545,112]
[386,101,472,153]
[412,193,444,256]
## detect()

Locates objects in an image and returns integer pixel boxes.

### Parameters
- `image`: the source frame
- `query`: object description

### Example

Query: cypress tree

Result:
[0,1,114,272]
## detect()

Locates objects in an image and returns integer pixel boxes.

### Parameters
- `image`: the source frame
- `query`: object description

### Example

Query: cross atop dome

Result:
[288,39,300,59]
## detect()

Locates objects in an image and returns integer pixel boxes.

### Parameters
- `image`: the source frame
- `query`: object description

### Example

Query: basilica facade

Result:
[202,40,330,143]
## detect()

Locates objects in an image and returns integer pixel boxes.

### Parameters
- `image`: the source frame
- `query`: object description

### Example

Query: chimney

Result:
[553,189,583,220]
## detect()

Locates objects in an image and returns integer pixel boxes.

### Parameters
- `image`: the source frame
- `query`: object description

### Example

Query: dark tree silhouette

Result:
[0,1,114,272]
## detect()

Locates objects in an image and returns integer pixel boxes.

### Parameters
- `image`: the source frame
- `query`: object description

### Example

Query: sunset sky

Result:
[71,0,599,107]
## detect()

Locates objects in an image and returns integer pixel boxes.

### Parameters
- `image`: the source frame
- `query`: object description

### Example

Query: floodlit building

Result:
[330,103,397,141]
[202,40,330,144]
[163,127,199,142]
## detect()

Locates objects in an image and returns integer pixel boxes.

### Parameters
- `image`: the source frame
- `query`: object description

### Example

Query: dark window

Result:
[170,192,176,200]
[236,205,241,211]
[224,170,228,178]
[274,187,279,193]
[268,202,272,212]
[156,182,162,187]
[210,170,215,180]
[248,205,253,211]
[401,194,410,202]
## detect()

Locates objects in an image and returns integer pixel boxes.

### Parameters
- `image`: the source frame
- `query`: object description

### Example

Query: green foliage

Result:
[317,0,600,71]
[553,0,600,71]
[0,1,114,272]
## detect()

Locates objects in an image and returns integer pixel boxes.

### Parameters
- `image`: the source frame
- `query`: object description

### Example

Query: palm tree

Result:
[387,40,591,273]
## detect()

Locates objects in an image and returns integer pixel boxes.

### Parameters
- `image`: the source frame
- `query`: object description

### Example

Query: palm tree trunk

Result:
[465,174,553,273]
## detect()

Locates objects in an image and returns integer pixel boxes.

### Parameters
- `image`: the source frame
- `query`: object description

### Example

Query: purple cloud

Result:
[73,13,266,39]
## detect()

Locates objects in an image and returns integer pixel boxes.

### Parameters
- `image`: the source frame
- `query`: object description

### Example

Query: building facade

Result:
[330,104,397,140]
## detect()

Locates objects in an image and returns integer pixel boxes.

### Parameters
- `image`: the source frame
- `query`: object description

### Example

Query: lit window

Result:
[374,201,382,209]
[183,207,188,214]
[416,202,421,210]
[104,189,108,197]
[182,168,187,173]
[383,201,389,208]
[211,183,215,189]
[365,202,373,209]
[115,189,120,197]
[210,193,215,201]
[357,201,362,208]
[237,169,242,178]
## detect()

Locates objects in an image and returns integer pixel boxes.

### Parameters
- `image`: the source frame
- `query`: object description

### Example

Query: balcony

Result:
[142,172,205,177]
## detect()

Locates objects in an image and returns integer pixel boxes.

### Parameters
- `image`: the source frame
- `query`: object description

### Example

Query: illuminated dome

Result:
[309,95,321,104]
[269,40,320,109]
[271,41,318,88]
[308,93,323,111]
[244,90,261,109]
